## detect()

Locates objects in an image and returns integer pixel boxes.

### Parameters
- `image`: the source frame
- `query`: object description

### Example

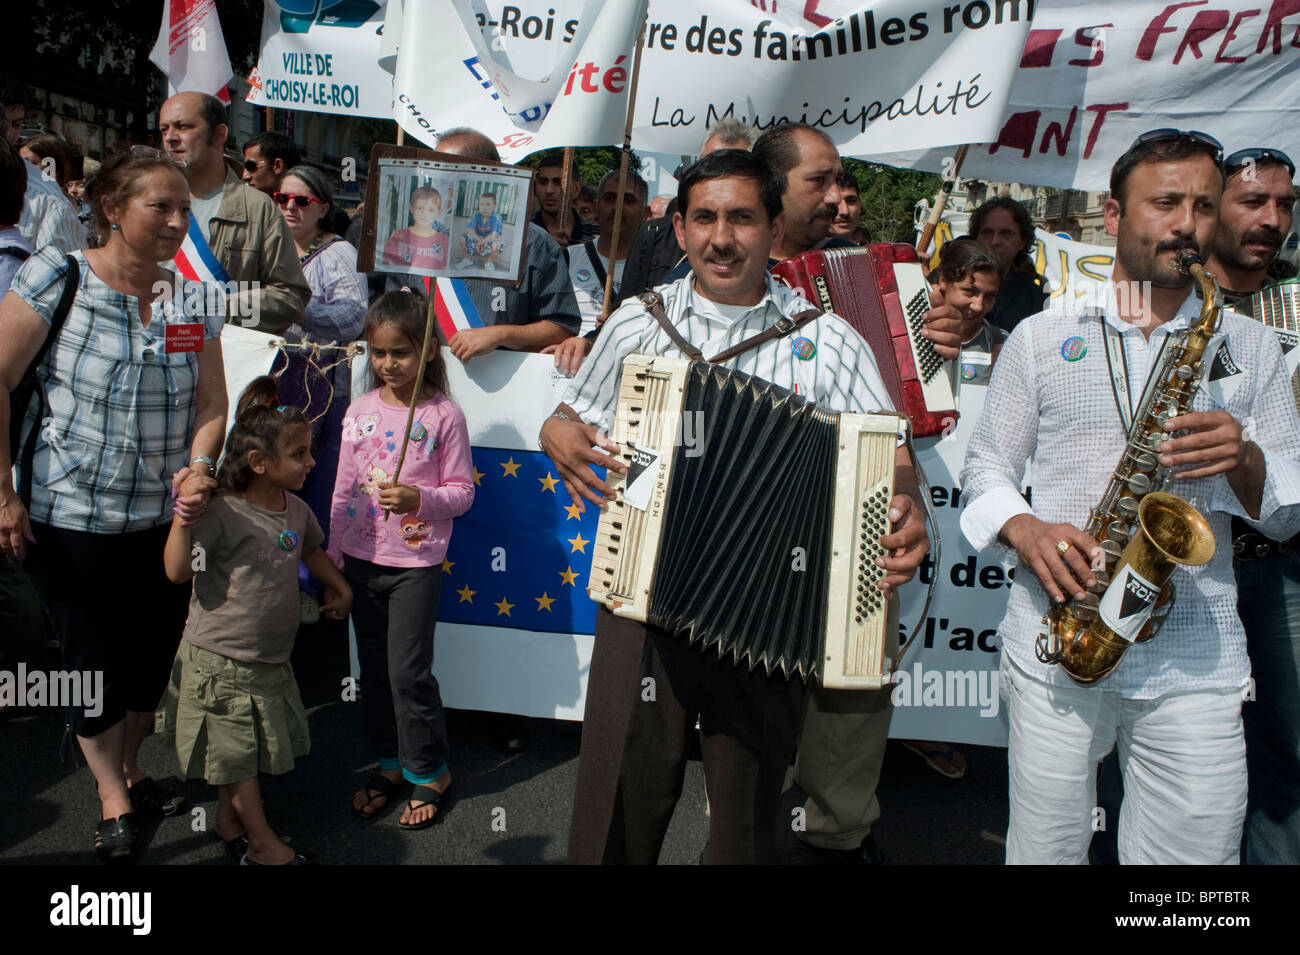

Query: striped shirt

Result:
[959,287,1300,699]
[11,248,225,533]
[560,272,894,433]
[17,160,86,254]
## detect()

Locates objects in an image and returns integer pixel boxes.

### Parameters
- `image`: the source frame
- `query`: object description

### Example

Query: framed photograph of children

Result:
[356,144,533,285]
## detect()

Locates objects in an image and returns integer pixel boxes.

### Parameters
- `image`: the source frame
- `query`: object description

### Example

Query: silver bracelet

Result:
[190,455,216,471]
[537,411,571,453]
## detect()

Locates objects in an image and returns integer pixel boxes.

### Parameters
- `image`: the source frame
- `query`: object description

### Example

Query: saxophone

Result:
[1036,249,1221,684]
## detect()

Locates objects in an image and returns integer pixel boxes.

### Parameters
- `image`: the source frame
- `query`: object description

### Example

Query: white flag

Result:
[394,0,647,157]
[149,0,235,102]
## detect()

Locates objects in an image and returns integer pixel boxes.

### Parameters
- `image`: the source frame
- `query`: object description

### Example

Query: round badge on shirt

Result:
[792,336,816,360]
[575,269,592,283]
[410,422,427,442]
[1061,336,1087,361]
[960,363,977,381]
[278,529,299,552]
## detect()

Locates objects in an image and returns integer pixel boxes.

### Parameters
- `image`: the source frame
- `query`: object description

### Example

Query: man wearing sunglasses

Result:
[1205,146,1300,866]
[961,129,1300,864]
[242,131,303,197]
[158,92,309,334]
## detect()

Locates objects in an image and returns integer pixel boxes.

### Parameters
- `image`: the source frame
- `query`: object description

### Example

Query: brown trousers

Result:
[567,608,805,864]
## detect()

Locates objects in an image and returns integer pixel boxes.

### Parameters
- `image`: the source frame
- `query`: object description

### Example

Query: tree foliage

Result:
[519,146,642,188]
[844,159,942,243]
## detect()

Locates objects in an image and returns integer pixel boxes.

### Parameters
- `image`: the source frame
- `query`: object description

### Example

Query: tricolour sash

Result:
[173,214,231,285]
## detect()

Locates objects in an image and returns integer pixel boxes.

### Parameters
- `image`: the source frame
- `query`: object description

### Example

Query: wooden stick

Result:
[264,107,274,132]
[396,126,405,146]
[557,145,574,239]
[915,144,969,258]
[601,16,648,318]
[384,291,437,521]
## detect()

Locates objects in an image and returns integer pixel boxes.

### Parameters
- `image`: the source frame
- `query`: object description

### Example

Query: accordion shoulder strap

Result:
[639,291,704,361]
[640,291,822,365]
[708,307,822,365]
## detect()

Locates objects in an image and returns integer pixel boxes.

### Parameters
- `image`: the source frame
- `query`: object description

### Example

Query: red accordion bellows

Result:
[771,244,957,438]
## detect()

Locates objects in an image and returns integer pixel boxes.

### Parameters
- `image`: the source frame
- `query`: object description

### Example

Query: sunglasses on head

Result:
[1223,147,1296,180]
[272,191,326,209]
[129,145,188,169]
[1122,128,1225,164]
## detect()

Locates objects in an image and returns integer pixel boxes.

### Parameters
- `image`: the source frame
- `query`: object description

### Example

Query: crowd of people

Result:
[0,69,1296,867]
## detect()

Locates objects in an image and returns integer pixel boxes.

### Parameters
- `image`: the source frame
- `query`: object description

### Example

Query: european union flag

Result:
[437,446,604,633]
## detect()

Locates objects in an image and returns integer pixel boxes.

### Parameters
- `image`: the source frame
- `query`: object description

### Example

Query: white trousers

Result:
[1000,652,1246,865]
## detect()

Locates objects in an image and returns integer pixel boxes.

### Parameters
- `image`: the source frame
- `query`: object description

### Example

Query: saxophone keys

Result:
[1176,364,1194,380]
[1107,520,1131,541]
[1116,497,1139,517]
[1132,452,1158,472]
[1101,539,1124,559]
[1127,472,1152,494]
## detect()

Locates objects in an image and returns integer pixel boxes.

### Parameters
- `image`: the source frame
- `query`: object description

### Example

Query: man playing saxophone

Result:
[959,130,1300,864]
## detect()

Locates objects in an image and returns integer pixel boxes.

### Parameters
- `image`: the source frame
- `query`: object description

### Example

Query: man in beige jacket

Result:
[159,92,309,333]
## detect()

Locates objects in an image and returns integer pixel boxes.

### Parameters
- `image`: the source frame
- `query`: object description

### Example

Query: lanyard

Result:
[1100,316,1172,434]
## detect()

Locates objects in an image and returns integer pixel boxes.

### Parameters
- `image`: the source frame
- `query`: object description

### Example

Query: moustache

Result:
[1241,227,1283,247]
[1156,238,1199,255]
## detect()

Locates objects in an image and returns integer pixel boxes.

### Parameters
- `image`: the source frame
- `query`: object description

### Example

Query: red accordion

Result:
[771,244,957,437]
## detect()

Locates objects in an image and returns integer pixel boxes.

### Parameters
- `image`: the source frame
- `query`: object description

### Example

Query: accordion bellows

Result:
[589,355,903,688]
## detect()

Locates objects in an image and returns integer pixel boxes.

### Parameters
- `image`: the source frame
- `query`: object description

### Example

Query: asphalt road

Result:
[0,632,1009,866]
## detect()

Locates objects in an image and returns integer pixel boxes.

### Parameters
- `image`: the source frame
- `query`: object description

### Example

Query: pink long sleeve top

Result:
[328,388,474,568]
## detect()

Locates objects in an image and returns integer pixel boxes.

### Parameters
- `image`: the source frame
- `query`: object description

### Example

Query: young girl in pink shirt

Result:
[329,290,474,828]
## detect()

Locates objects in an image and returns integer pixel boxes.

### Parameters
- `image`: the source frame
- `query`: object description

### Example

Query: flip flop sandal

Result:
[399,783,451,830]
[902,741,967,779]
[352,773,401,820]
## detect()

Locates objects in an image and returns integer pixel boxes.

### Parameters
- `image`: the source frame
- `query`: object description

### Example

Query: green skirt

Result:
[162,641,311,786]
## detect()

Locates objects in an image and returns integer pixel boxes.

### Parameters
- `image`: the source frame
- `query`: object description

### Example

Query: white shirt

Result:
[17,160,85,253]
[959,287,1300,699]
[560,271,895,435]
[0,225,33,295]
[568,241,626,336]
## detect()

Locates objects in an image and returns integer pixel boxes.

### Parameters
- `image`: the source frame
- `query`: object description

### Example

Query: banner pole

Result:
[601,15,648,318]
[916,144,969,258]
[384,292,438,521]
[557,146,574,239]
[264,107,274,132]
[396,126,405,146]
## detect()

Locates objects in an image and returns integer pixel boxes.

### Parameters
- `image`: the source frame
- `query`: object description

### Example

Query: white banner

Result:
[870,0,1300,189]
[247,0,391,117]
[392,0,1031,161]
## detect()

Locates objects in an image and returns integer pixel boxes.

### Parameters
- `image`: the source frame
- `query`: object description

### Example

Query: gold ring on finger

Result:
[1056,539,1072,555]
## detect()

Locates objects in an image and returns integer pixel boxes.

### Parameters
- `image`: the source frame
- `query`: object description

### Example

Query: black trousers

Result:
[568,608,805,864]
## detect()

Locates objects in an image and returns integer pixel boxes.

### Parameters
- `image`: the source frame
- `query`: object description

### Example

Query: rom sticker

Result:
[1097,564,1161,642]
[621,444,661,512]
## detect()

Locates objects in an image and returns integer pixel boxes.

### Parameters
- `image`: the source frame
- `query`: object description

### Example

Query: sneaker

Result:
[300,592,320,625]
[455,257,475,268]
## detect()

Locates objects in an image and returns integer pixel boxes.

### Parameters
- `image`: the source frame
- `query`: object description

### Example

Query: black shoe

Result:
[94,812,138,863]
[810,833,889,865]
[495,714,529,753]
[128,777,188,816]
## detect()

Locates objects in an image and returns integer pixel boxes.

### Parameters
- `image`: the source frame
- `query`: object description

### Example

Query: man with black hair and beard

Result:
[1205,146,1300,865]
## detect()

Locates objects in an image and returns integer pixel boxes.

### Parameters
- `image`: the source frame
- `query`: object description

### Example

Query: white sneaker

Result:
[455,257,474,268]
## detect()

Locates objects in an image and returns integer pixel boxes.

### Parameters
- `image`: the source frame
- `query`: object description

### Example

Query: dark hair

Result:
[576,184,596,204]
[676,149,783,224]
[284,164,352,236]
[19,133,73,186]
[1110,138,1224,212]
[194,93,229,144]
[436,127,500,163]
[968,196,1035,255]
[86,145,188,240]
[246,131,302,170]
[0,139,26,225]
[363,290,449,399]
[0,74,25,110]
[597,170,648,204]
[851,225,872,245]
[534,148,574,175]
[835,169,858,194]
[217,376,310,494]
[936,236,1004,286]
[752,121,835,195]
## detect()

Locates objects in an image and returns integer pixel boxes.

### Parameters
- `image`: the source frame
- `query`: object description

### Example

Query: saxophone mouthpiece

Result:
[1175,248,1203,275]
